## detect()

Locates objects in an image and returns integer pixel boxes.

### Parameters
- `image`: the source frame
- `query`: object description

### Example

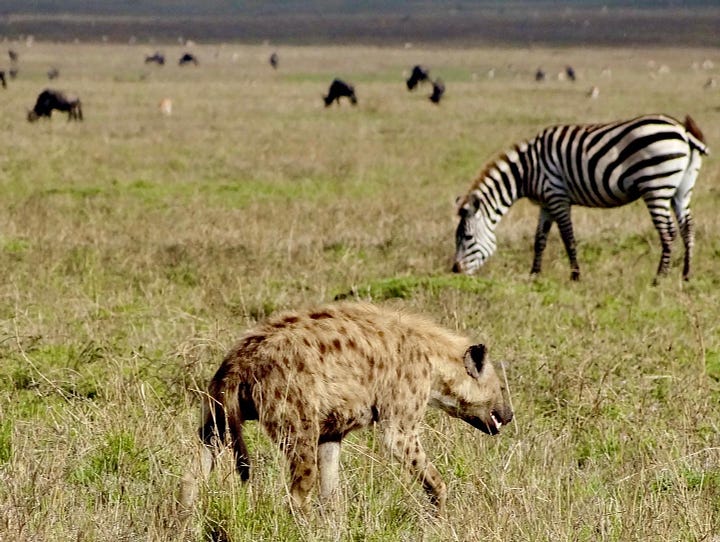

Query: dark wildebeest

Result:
[9,67,17,79]
[8,49,18,63]
[565,65,576,81]
[323,78,357,107]
[47,67,59,80]
[429,79,445,104]
[0,71,6,89]
[406,65,430,90]
[145,52,165,65]
[535,68,546,82]
[27,89,83,122]
[269,52,279,69]
[179,53,199,66]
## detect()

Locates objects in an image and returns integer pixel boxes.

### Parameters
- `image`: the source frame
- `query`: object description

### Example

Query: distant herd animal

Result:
[323,78,357,107]
[406,64,446,104]
[145,52,165,65]
[406,64,430,89]
[178,52,199,66]
[27,89,83,122]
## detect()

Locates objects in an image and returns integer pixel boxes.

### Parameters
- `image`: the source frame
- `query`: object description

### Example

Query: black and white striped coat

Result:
[453,114,708,282]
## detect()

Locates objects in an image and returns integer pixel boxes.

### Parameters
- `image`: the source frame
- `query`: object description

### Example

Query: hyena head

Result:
[452,192,497,275]
[430,344,513,435]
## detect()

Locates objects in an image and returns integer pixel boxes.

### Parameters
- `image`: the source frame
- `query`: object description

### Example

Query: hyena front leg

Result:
[382,425,447,516]
[318,440,341,502]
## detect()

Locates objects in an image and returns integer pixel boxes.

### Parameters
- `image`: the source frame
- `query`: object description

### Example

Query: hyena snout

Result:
[460,345,513,435]
[466,399,513,436]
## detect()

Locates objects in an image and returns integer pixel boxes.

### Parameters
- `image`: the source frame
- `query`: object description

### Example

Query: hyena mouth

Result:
[466,412,504,435]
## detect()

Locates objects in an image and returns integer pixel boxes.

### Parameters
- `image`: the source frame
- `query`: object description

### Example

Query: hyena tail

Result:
[201,375,251,480]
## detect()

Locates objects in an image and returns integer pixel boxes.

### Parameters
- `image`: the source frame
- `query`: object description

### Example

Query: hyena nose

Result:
[501,407,514,425]
[452,261,463,274]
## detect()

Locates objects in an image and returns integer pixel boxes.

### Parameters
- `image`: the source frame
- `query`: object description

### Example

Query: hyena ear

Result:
[464,344,486,379]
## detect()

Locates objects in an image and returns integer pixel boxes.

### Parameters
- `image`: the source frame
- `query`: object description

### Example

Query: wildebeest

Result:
[47,67,59,80]
[406,64,430,90]
[535,68,546,82]
[323,78,357,107]
[8,67,17,79]
[145,52,165,65]
[8,49,18,62]
[565,65,576,81]
[179,53,198,66]
[429,78,445,104]
[269,52,279,69]
[27,89,83,122]
[0,71,6,89]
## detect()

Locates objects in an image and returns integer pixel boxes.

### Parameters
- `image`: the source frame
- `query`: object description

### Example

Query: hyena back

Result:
[179,302,513,516]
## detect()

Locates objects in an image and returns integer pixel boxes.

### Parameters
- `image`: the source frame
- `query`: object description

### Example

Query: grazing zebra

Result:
[453,114,708,282]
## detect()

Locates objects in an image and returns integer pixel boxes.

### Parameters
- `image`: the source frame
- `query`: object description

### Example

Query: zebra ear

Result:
[456,193,480,217]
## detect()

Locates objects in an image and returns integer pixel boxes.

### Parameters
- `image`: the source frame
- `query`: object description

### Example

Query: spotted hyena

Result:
[179,302,513,516]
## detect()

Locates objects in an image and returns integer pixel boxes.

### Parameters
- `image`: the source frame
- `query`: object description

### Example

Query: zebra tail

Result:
[684,115,709,155]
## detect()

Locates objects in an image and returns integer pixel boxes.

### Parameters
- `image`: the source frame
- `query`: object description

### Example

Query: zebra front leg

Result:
[531,207,554,275]
[549,203,580,281]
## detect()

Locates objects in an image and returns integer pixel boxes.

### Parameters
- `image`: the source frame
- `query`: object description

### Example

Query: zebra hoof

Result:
[570,270,580,281]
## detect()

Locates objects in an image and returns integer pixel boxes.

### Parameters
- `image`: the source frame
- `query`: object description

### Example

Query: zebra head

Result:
[453,191,496,274]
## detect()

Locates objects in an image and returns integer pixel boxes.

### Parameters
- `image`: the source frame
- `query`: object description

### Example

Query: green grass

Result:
[0,41,719,541]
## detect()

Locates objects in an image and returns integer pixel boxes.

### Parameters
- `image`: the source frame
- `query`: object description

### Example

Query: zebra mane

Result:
[456,142,527,210]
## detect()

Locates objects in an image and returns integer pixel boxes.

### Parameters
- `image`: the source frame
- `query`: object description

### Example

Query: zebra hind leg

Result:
[678,212,695,281]
[650,209,677,285]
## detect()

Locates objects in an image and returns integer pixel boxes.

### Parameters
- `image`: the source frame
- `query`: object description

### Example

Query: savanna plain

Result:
[0,41,719,541]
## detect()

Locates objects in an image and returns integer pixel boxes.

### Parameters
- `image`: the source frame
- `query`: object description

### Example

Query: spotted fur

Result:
[179,302,513,516]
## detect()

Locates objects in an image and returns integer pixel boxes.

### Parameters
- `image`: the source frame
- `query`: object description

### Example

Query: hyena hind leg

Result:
[287,439,320,513]
[177,442,215,520]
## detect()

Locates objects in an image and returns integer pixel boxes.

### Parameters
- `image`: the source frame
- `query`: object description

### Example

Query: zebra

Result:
[453,114,708,282]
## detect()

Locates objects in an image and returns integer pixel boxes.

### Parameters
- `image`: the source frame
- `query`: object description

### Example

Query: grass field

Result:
[0,42,719,541]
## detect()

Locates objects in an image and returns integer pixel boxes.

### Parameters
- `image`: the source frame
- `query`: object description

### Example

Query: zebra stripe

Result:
[453,114,708,281]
